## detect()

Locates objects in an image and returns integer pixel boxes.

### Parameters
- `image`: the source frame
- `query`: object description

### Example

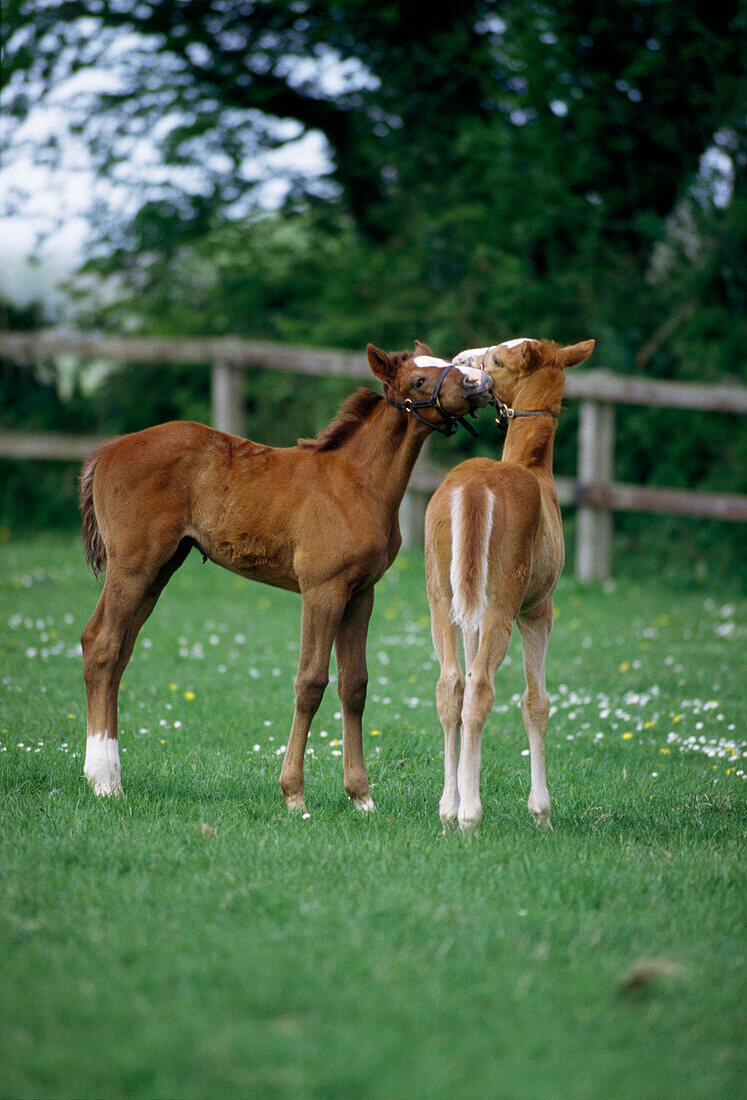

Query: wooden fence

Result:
[1,330,745,581]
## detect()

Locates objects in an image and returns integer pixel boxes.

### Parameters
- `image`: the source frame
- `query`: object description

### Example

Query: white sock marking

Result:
[84,731,123,796]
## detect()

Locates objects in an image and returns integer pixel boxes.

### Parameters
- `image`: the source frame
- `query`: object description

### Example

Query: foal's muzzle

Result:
[460,369,494,407]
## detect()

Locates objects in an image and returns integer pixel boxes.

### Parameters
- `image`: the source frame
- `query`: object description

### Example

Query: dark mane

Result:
[298,388,384,452]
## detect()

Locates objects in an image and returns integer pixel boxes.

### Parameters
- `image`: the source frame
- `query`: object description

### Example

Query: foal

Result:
[425,337,594,831]
[80,343,492,810]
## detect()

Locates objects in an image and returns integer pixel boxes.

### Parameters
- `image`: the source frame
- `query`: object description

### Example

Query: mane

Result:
[298,388,384,452]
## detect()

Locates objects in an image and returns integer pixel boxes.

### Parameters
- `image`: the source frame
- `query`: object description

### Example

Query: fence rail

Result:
[1,330,745,580]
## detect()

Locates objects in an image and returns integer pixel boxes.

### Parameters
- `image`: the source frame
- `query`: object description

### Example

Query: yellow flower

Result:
[644,721,655,729]
[169,683,178,691]
[619,662,630,672]
[184,691,196,701]
[672,715,682,723]
[660,748,670,754]
[622,732,633,740]
[370,730,380,737]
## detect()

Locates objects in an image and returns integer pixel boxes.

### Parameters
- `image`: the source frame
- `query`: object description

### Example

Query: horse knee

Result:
[337,672,367,715]
[521,688,549,728]
[295,670,328,713]
[437,667,465,717]
[81,627,118,685]
[463,670,494,726]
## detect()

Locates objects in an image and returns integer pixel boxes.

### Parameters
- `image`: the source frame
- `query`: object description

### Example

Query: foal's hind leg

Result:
[431,608,465,831]
[517,597,553,829]
[83,544,189,795]
[82,569,151,795]
[335,589,376,811]
[457,613,513,832]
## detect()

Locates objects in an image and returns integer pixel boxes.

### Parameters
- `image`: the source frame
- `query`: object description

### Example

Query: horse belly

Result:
[522,513,564,611]
[199,531,300,592]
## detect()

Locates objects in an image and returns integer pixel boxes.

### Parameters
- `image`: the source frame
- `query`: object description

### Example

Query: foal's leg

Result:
[457,612,513,832]
[431,607,465,830]
[517,597,553,828]
[83,544,189,795]
[280,581,348,811]
[102,544,192,790]
[334,589,375,811]
[82,568,152,795]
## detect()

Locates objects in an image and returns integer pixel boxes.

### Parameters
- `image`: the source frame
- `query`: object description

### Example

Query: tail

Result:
[80,444,110,577]
[448,483,495,634]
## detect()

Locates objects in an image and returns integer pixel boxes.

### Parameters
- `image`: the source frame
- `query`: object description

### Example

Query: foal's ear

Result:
[414,339,432,356]
[558,339,595,369]
[367,343,396,385]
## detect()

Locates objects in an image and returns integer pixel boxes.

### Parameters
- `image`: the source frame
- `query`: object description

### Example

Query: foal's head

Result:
[456,338,594,412]
[367,341,493,434]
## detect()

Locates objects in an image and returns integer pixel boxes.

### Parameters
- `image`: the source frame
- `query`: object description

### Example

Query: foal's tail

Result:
[448,483,495,635]
[80,443,110,577]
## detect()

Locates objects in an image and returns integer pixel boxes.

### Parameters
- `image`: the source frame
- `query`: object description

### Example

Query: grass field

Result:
[1,533,744,1099]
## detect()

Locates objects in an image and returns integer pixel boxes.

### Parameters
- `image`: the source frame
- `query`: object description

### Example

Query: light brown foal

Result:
[425,337,594,831]
[80,343,492,810]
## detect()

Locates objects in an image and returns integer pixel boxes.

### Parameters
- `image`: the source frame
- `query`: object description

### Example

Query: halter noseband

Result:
[385,363,479,438]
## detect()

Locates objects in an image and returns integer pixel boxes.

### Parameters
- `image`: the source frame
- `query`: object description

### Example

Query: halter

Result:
[384,363,479,437]
[460,347,558,431]
[491,398,559,432]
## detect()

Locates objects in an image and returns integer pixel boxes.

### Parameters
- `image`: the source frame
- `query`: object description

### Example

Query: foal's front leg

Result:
[279,582,347,812]
[334,589,376,811]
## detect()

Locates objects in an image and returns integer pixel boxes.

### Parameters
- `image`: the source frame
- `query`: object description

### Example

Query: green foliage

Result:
[2,5,745,573]
[1,537,745,1097]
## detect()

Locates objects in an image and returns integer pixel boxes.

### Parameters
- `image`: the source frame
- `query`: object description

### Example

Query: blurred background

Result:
[1,0,744,584]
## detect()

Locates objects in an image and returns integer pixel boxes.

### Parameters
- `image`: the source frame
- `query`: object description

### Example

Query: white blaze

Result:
[413,355,450,368]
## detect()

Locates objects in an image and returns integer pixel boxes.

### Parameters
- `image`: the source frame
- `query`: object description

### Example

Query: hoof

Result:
[457,808,482,834]
[352,793,376,812]
[528,793,552,829]
[439,795,459,831]
[284,792,308,813]
[87,774,123,797]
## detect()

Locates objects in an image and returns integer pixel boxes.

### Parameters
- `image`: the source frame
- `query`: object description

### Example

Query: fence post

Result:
[211,360,245,436]
[576,399,615,581]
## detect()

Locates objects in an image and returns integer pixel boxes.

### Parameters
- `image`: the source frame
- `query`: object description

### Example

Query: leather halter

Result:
[491,398,559,431]
[384,363,479,437]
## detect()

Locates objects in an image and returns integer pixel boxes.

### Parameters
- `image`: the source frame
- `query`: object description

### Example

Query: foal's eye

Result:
[411,377,426,389]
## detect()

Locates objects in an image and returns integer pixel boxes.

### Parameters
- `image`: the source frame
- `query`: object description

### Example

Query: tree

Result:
[4,1,742,259]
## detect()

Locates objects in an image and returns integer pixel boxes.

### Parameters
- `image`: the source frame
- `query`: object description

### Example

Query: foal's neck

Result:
[351,402,428,509]
[501,371,564,475]
[501,417,557,473]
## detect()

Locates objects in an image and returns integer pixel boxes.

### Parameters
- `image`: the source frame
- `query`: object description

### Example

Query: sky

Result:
[0,35,734,317]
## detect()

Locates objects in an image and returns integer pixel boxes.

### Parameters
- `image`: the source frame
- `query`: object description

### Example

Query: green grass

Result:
[1,533,744,1099]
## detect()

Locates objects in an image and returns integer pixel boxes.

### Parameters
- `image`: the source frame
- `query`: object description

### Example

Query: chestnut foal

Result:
[80,343,492,810]
[425,337,594,832]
